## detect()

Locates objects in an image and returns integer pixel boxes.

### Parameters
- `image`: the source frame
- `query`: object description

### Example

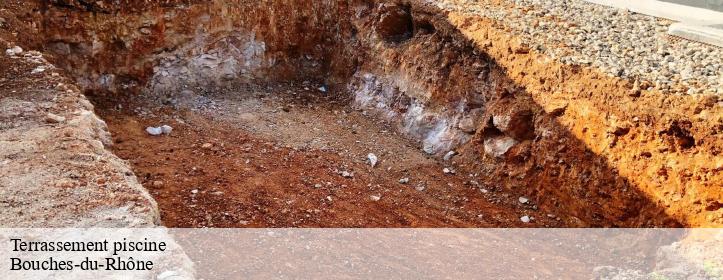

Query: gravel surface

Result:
[432,0,723,95]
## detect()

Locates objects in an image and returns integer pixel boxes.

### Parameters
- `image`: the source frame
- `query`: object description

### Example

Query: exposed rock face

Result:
[33,0,353,94]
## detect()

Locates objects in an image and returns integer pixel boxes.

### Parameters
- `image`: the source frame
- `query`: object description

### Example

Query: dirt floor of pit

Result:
[91,83,560,227]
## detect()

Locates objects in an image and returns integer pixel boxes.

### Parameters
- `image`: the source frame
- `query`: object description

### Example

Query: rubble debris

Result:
[45,113,65,123]
[483,136,518,158]
[31,66,46,74]
[443,151,456,161]
[5,46,22,56]
[161,125,173,134]
[146,126,163,136]
[367,153,378,167]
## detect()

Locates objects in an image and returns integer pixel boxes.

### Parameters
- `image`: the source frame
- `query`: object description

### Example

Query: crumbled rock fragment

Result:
[367,153,378,167]
[457,117,477,133]
[520,215,531,223]
[45,113,65,123]
[5,46,22,56]
[146,126,163,136]
[161,125,173,135]
[483,136,518,158]
[519,197,529,204]
[443,151,456,161]
[399,177,410,184]
[31,66,46,74]
[370,195,381,201]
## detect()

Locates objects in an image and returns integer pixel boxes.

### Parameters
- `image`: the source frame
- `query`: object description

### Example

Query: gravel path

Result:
[432,0,723,95]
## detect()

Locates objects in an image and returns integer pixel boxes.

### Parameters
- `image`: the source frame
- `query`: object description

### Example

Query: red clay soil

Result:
[93,91,559,228]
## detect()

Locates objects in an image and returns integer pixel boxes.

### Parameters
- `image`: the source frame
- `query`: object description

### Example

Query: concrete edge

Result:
[584,0,723,26]
[668,22,723,48]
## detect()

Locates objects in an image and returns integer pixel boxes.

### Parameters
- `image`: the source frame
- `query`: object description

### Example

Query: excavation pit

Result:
[2,0,721,228]
[91,83,555,227]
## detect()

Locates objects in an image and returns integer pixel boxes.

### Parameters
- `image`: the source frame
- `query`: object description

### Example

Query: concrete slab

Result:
[585,0,723,47]
[668,23,723,47]
[585,0,723,25]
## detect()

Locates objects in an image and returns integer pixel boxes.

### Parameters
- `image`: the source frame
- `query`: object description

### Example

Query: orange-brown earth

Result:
[1,0,720,228]
[92,87,557,227]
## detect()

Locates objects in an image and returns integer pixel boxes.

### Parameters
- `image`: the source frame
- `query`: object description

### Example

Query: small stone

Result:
[370,195,381,201]
[399,177,410,184]
[318,86,327,93]
[483,136,518,158]
[201,143,213,149]
[414,185,426,191]
[31,66,46,74]
[341,171,354,178]
[629,80,642,97]
[518,197,529,204]
[5,46,22,56]
[457,117,477,133]
[442,167,455,174]
[326,196,333,201]
[520,215,531,223]
[190,189,199,194]
[313,183,322,188]
[443,151,456,161]
[367,153,378,167]
[152,180,164,187]
[480,188,489,194]
[146,126,163,136]
[45,113,65,123]
[160,125,173,135]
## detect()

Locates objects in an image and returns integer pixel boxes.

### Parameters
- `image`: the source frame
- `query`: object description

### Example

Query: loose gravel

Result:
[432,0,723,95]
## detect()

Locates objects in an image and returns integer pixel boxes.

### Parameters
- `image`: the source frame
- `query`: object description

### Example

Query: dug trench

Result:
[10,0,722,227]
